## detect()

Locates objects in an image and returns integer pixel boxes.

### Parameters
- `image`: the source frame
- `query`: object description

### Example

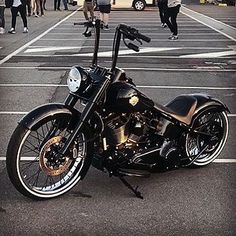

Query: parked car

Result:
[132,0,156,11]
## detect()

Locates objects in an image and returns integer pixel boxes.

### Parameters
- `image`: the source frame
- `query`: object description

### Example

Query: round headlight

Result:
[67,66,82,92]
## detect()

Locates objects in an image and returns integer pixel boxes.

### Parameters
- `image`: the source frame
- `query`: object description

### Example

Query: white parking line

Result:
[0,112,235,117]
[181,6,236,42]
[40,38,231,42]
[0,66,235,72]
[0,156,235,162]
[0,84,236,90]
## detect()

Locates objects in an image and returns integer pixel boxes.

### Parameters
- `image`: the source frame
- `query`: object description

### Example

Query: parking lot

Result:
[0,3,236,235]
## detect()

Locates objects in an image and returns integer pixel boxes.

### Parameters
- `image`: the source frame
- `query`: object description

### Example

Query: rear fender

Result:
[193,93,230,115]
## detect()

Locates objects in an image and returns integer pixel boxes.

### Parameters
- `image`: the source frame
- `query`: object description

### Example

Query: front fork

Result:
[58,77,111,156]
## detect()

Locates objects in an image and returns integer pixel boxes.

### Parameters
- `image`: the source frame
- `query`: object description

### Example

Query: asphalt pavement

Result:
[0,2,236,236]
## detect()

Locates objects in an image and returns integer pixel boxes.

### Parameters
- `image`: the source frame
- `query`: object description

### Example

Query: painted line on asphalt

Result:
[0,84,236,90]
[0,66,235,72]
[0,7,82,65]
[181,6,236,42]
[53,27,217,31]
[0,156,235,162]
[0,112,235,117]
[40,38,231,42]
[48,32,221,35]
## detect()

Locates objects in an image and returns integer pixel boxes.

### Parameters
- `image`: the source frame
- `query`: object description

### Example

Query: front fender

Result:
[19,103,80,130]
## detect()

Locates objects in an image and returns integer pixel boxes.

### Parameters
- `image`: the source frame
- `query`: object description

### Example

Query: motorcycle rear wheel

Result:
[6,113,92,200]
[184,107,229,167]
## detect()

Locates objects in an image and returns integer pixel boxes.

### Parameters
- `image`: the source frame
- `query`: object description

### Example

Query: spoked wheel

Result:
[6,113,92,200]
[184,107,229,167]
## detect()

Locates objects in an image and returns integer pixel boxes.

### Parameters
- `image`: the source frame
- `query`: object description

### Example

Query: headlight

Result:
[67,66,82,92]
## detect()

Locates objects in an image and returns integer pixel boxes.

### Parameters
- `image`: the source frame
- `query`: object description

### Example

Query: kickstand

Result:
[119,176,144,199]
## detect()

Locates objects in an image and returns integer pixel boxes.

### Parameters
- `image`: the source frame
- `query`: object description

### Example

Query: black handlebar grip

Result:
[137,33,151,43]
[128,43,139,52]
[74,22,85,25]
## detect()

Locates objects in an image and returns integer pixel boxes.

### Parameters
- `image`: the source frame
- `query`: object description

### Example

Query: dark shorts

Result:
[99,4,111,13]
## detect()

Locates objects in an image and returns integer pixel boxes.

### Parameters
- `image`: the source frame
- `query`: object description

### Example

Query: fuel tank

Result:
[105,82,154,113]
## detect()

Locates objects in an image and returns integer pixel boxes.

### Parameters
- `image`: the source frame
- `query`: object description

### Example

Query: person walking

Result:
[97,0,111,30]
[83,0,95,21]
[54,0,61,10]
[164,0,181,40]
[0,0,6,34]
[157,0,167,28]
[7,0,29,34]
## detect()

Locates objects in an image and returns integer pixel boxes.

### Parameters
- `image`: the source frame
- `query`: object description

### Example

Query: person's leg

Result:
[35,0,40,16]
[43,0,46,10]
[11,6,18,30]
[83,1,89,20]
[170,6,180,36]
[39,0,44,15]
[103,13,109,26]
[63,0,68,10]
[54,0,57,10]
[26,0,31,16]
[31,0,36,14]
[19,4,28,28]
[164,9,174,34]
[87,2,94,20]
[0,6,5,28]
[57,0,61,10]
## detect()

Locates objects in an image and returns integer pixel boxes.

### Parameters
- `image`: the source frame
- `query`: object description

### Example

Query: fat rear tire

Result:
[184,107,229,167]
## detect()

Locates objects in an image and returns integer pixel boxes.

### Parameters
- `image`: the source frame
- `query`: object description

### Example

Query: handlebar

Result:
[118,24,151,43]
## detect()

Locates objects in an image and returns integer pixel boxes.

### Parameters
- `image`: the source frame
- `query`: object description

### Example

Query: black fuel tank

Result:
[105,82,154,113]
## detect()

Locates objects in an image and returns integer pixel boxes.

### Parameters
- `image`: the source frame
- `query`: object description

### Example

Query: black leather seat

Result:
[154,95,197,125]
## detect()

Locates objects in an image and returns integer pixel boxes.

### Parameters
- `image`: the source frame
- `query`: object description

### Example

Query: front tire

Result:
[6,112,93,200]
[184,107,229,167]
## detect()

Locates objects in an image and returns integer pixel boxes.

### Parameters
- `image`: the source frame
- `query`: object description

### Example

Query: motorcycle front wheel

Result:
[6,112,93,200]
[184,107,229,167]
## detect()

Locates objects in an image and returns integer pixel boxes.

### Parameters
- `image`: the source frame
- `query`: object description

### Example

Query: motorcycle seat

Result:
[154,95,197,125]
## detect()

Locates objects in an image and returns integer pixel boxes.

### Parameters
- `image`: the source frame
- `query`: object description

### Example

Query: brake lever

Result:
[136,38,142,45]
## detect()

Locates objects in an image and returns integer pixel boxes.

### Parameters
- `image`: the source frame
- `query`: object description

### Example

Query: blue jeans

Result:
[62,0,68,10]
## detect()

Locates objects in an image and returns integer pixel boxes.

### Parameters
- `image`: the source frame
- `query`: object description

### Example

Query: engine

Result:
[104,111,158,150]
[101,111,182,171]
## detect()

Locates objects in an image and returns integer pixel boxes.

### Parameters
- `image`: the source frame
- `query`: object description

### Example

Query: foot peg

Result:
[118,168,150,178]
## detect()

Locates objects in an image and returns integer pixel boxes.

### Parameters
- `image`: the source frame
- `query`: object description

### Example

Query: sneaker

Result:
[103,25,109,31]
[35,14,39,17]
[8,28,16,34]
[0,27,5,34]
[169,35,178,40]
[161,23,167,28]
[23,27,28,33]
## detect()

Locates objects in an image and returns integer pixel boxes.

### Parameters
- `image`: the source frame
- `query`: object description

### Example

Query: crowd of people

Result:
[82,0,181,40]
[0,0,70,34]
[0,0,181,40]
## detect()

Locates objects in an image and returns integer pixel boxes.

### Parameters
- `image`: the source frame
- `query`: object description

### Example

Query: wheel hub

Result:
[39,136,72,176]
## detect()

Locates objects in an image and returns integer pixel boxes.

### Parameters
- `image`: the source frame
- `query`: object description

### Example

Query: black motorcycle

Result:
[6,19,229,199]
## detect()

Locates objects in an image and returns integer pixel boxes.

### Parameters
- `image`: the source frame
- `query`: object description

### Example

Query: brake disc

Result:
[39,136,72,176]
